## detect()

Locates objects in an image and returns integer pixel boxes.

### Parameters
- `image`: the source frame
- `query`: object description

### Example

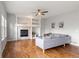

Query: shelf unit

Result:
[17,16,40,27]
[32,18,40,27]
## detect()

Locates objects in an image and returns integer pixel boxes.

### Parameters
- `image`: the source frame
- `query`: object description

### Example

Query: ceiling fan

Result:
[33,9,48,16]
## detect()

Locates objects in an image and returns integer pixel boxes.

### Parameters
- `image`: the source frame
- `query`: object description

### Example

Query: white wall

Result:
[40,18,46,36]
[7,13,16,41]
[0,2,7,57]
[43,11,79,46]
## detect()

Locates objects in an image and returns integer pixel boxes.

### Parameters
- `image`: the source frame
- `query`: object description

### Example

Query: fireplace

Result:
[17,26,32,39]
[20,29,28,37]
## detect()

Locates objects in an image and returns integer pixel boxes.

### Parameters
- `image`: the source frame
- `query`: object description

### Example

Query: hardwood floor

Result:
[2,39,79,58]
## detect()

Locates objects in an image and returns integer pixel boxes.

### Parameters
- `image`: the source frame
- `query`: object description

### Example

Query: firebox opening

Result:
[20,30,28,37]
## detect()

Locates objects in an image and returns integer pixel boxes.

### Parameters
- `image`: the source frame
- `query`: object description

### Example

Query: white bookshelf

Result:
[16,16,40,27]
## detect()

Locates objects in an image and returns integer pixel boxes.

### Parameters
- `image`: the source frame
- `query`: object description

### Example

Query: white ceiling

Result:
[4,1,79,17]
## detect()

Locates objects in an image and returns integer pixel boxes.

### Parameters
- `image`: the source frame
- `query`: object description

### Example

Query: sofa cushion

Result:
[43,33,70,39]
[44,33,52,36]
[43,33,52,39]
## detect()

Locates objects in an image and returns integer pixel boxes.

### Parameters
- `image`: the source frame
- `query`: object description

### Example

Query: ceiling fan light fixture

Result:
[38,12,41,15]
[33,9,48,16]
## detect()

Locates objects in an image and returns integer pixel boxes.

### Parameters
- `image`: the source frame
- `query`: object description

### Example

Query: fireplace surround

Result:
[17,26,32,39]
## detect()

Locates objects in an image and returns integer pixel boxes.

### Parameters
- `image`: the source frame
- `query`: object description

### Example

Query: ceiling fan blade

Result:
[42,11,48,13]
[35,13,38,16]
[38,9,41,12]
[32,12,36,13]
[41,13,45,15]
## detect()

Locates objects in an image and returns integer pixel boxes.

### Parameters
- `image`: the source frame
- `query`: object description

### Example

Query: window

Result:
[1,15,7,40]
[4,18,7,38]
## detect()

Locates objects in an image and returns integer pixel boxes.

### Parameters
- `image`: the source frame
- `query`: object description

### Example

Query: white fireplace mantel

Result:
[17,26,32,39]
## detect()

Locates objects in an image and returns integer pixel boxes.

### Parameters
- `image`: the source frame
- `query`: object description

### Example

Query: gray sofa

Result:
[35,33,71,53]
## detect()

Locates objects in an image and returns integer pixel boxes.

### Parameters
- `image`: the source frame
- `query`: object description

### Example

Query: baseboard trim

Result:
[71,43,79,46]
[7,39,17,41]
[7,39,32,41]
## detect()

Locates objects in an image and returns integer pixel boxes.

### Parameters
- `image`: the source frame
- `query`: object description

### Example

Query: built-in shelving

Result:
[17,16,40,27]
[16,16,41,39]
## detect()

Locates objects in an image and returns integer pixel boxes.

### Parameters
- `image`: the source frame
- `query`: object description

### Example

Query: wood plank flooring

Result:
[2,39,79,58]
